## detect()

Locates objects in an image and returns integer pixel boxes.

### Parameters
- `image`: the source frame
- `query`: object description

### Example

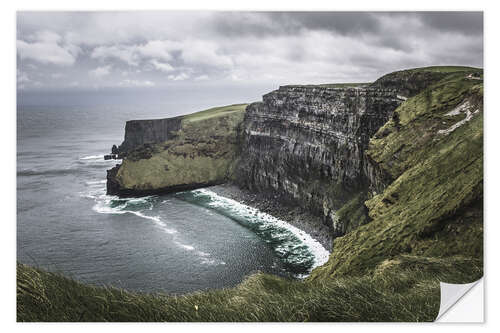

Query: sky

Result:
[16,11,483,106]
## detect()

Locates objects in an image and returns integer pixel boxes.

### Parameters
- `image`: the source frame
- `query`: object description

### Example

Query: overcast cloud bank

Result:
[17,11,483,96]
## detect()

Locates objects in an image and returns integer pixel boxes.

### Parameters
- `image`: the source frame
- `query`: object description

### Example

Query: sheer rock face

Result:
[235,86,403,236]
[118,117,183,154]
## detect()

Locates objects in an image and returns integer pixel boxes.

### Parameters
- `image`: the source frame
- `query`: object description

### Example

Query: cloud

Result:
[89,65,112,77]
[168,73,189,81]
[416,12,483,36]
[17,70,30,83]
[119,79,155,87]
[180,40,233,69]
[194,75,209,81]
[91,45,141,66]
[17,30,80,66]
[150,59,174,72]
[137,40,178,61]
[90,40,178,67]
[16,12,483,92]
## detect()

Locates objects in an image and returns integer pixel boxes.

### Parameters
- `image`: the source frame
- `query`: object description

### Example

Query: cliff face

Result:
[235,86,403,236]
[107,104,247,196]
[118,117,183,154]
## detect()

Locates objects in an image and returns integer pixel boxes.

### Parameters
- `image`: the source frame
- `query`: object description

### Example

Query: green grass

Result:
[17,254,482,322]
[282,83,370,88]
[183,103,248,123]
[310,71,483,280]
[404,65,481,73]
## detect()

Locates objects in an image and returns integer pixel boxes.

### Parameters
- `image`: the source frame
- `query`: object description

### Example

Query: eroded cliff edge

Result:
[107,104,247,196]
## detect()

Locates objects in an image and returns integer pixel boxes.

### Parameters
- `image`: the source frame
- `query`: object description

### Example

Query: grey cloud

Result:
[210,12,381,37]
[417,12,483,36]
[266,12,381,35]
[16,11,483,93]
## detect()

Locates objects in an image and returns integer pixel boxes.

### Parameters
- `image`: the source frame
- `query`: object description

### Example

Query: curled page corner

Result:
[435,278,483,322]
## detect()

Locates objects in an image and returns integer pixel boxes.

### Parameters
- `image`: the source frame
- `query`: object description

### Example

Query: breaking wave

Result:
[175,188,330,277]
[81,181,225,266]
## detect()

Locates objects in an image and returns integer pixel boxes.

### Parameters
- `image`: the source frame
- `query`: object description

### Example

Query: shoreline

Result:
[208,184,333,252]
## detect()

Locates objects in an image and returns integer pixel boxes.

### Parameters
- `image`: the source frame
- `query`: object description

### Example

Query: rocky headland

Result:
[106,104,247,196]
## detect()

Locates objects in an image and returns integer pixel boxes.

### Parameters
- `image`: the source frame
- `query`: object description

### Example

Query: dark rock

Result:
[104,154,118,160]
[111,144,119,155]
[235,86,402,236]
[118,116,182,154]
[106,164,122,195]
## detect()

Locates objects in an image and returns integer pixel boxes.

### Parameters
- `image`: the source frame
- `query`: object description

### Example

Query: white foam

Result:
[177,243,195,250]
[81,183,222,265]
[191,189,331,274]
[81,183,177,234]
[79,154,105,160]
[85,180,107,185]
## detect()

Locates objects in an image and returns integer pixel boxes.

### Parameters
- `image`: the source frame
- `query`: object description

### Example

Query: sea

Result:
[17,98,329,294]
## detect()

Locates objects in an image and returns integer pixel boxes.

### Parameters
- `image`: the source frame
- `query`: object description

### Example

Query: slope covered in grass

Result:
[310,69,483,279]
[17,254,482,322]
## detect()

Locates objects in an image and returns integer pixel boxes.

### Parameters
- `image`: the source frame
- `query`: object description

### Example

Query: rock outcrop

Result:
[106,104,247,196]
[235,86,403,236]
[118,117,183,155]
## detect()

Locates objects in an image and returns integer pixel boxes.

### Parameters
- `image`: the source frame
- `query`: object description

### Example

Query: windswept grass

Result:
[310,71,483,280]
[183,104,248,123]
[282,83,370,88]
[17,254,482,322]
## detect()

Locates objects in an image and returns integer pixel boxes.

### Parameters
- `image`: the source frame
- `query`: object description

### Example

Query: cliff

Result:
[118,116,183,154]
[235,86,403,236]
[107,104,247,196]
[310,68,483,279]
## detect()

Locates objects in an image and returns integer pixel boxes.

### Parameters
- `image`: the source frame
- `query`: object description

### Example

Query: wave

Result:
[79,154,105,160]
[81,182,224,265]
[18,168,81,177]
[176,189,330,277]
[19,153,118,178]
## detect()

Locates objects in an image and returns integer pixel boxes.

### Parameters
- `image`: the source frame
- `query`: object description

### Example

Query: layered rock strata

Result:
[235,86,403,236]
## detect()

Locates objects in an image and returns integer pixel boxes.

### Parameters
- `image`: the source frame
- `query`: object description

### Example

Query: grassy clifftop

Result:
[113,104,247,194]
[371,65,482,97]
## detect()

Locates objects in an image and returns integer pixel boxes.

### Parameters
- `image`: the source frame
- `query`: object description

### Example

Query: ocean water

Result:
[17,103,328,294]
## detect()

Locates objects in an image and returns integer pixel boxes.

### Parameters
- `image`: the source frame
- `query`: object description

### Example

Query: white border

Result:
[2,0,498,331]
